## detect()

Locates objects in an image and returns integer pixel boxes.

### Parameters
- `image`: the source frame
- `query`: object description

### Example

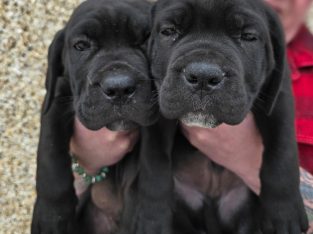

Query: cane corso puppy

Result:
[148,0,308,233]
[31,0,159,233]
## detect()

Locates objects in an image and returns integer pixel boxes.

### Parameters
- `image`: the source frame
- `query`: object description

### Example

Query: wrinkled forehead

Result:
[154,0,266,26]
[66,0,149,41]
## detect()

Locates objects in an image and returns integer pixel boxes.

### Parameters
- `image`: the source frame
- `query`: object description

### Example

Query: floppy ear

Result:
[42,29,65,114]
[259,7,289,116]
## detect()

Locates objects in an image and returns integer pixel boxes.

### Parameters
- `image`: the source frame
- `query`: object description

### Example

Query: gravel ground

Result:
[0,1,83,233]
[0,1,313,233]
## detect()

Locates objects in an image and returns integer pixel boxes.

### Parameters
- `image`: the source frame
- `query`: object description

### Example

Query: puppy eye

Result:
[160,27,178,37]
[73,40,91,51]
[241,32,258,41]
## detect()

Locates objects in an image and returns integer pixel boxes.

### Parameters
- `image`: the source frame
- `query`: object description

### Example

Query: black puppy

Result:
[32,0,158,233]
[148,0,308,233]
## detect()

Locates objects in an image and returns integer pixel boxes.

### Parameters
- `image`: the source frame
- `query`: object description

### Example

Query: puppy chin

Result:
[77,116,104,131]
[106,120,138,131]
[180,112,220,128]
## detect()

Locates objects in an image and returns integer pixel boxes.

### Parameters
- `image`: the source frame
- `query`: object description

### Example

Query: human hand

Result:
[70,117,139,175]
[180,112,263,195]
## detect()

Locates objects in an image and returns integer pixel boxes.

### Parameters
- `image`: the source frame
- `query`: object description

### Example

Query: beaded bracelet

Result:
[71,156,109,184]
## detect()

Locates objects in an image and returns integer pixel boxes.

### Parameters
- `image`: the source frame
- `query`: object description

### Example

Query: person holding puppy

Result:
[71,0,313,190]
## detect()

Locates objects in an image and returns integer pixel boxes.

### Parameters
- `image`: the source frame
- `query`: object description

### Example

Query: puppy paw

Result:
[31,199,75,234]
[260,195,308,234]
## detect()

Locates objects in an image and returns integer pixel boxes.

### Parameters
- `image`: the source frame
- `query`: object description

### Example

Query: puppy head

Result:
[44,0,158,131]
[149,0,286,128]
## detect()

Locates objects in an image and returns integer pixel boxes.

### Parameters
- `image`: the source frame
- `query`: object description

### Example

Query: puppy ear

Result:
[259,7,289,116]
[42,29,65,114]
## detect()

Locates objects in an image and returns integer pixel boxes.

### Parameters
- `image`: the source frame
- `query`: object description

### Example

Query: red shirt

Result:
[287,26,313,174]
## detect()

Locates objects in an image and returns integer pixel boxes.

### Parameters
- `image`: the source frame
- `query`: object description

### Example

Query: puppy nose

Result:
[184,63,225,90]
[101,75,136,102]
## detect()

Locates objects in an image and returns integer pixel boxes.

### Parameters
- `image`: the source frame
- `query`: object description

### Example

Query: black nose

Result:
[101,75,136,102]
[184,63,225,90]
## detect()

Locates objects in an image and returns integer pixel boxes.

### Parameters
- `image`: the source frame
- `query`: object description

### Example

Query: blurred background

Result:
[0,1,312,233]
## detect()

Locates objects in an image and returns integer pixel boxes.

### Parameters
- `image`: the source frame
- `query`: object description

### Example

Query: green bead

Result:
[95,175,103,182]
[85,175,92,184]
[101,167,109,173]
[71,155,109,184]
[75,167,84,175]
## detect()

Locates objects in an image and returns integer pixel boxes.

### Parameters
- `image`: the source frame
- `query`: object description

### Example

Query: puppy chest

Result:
[173,151,249,221]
